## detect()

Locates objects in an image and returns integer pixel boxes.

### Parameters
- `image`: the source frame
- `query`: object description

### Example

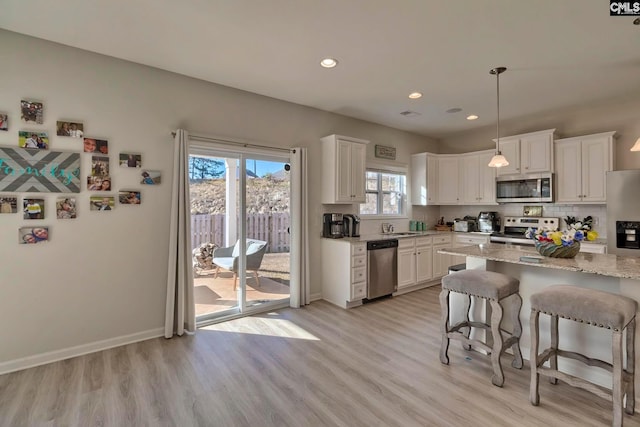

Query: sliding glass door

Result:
[190,147,290,322]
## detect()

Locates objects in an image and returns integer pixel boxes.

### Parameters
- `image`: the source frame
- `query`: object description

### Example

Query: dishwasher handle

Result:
[367,239,399,250]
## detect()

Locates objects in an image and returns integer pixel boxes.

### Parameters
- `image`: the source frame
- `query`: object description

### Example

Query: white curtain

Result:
[290,147,310,307]
[165,129,196,337]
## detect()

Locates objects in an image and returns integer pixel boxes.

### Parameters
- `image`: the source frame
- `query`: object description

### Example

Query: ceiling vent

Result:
[400,110,421,117]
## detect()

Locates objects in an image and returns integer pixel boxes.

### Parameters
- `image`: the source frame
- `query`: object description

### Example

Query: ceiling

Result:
[1,0,639,139]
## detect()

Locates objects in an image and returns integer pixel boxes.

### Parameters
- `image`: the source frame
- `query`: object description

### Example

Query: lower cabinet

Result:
[432,234,454,278]
[451,233,491,265]
[398,237,434,290]
[579,242,607,254]
[321,240,367,308]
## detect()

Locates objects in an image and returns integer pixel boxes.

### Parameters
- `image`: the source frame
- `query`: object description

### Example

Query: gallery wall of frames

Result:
[0,100,162,244]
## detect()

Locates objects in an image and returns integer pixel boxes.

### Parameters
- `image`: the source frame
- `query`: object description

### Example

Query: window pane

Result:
[360,193,378,215]
[382,192,401,215]
[366,171,378,191]
[381,173,401,192]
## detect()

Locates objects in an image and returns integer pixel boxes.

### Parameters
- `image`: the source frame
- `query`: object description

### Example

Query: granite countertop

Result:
[335,230,464,243]
[438,243,640,280]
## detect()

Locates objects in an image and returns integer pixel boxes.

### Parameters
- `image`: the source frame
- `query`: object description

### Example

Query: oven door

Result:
[496,173,553,203]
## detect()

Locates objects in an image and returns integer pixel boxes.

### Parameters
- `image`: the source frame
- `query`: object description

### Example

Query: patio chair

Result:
[211,239,268,290]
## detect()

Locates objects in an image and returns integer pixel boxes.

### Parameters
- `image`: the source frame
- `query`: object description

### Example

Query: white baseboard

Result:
[309,292,323,302]
[0,327,164,376]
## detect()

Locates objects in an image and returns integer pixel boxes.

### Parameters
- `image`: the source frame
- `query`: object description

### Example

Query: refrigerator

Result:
[606,170,640,256]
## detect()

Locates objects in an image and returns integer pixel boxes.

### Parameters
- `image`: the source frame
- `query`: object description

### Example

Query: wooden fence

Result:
[191,213,290,253]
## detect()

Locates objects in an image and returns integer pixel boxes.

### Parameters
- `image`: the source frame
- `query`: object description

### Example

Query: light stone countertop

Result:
[438,243,640,280]
[326,231,491,243]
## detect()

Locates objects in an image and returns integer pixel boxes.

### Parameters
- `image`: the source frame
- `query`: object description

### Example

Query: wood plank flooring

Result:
[1,286,639,426]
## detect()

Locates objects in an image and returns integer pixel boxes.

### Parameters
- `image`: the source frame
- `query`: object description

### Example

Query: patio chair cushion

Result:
[212,257,234,270]
[231,240,265,257]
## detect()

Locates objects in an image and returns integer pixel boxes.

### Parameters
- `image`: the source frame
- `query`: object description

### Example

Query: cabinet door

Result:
[336,139,353,202]
[410,153,427,205]
[432,245,452,279]
[555,140,582,202]
[397,247,416,288]
[416,245,433,282]
[460,154,480,204]
[478,151,496,203]
[496,138,520,176]
[437,157,460,204]
[350,142,367,202]
[581,137,610,203]
[427,155,438,204]
[521,133,553,173]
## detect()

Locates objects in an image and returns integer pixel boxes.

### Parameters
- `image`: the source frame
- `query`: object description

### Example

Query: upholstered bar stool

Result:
[440,270,523,387]
[530,285,637,427]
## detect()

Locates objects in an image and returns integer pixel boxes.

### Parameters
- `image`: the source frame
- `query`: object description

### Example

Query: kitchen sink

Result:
[386,231,422,236]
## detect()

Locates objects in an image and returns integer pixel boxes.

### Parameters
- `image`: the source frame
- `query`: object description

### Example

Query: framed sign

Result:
[0,147,81,193]
[375,145,396,160]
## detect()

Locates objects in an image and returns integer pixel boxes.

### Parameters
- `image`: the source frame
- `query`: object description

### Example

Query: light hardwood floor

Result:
[1,286,638,427]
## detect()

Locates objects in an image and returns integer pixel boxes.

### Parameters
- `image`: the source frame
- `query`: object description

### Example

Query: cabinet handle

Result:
[525,167,529,169]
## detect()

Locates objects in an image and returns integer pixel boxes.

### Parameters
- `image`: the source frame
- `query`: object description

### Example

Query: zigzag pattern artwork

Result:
[0,147,81,193]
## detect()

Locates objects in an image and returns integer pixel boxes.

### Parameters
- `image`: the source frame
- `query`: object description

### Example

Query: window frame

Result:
[359,165,407,218]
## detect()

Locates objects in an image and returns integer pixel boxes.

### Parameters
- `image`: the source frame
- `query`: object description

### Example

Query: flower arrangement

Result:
[525,227,588,246]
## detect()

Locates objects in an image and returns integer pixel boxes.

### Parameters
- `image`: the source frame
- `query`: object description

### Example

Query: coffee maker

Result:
[323,213,345,238]
[477,211,500,233]
[343,214,361,237]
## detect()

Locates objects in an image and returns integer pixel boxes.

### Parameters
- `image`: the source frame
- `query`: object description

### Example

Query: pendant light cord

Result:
[496,69,500,154]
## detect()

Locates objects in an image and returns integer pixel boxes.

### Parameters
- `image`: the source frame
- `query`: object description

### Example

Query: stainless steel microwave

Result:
[495,173,553,203]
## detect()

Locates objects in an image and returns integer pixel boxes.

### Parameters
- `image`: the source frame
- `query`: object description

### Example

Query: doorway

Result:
[189,147,291,322]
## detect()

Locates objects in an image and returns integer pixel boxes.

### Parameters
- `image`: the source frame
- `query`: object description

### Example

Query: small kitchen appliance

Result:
[495,173,553,203]
[322,213,345,238]
[453,216,477,232]
[478,212,500,233]
[343,214,361,237]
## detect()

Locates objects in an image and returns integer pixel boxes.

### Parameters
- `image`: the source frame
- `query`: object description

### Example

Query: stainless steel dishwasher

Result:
[366,239,398,299]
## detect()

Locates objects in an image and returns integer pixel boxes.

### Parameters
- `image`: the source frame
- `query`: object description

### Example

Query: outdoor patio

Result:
[194,252,290,316]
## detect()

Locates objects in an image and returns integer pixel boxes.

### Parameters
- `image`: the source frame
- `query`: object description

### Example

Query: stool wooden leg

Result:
[439,288,451,365]
[613,330,624,427]
[461,294,472,351]
[510,293,523,369]
[489,299,504,387]
[530,310,540,406]
[549,314,559,385]
[626,318,636,415]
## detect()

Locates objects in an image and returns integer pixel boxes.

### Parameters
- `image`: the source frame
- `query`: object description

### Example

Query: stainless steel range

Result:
[490,217,559,246]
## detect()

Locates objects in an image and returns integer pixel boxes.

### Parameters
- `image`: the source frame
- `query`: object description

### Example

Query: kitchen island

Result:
[438,243,640,398]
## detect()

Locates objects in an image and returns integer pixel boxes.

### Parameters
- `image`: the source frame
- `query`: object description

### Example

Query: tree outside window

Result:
[359,170,405,216]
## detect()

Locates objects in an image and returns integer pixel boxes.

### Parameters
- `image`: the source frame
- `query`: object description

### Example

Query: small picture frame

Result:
[57,121,85,138]
[23,198,45,219]
[91,155,110,177]
[141,170,161,185]
[374,145,396,160]
[83,138,108,154]
[56,197,77,219]
[87,176,112,191]
[523,206,543,217]
[19,226,49,244]
[20,100,43,124]
[1,196,18,213]
[119,153,141,168]
[119,190,141,205]
[0,113,8,131]
[19,131,49,150]
[90,196,114,211]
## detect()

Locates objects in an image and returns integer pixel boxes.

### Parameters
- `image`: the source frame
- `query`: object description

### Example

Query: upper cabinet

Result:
[321,134,369,204]
[460,150,497,205]
[496,129,555,176]
[554,131,615,204]
[410,152,438,205]
[436,155,461,204]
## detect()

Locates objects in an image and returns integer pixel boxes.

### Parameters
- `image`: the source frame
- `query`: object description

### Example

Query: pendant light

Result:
[488,67,509,168]
[630,137,640,152]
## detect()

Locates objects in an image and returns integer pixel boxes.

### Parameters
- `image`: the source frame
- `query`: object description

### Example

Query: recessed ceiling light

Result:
[320,58,338,68]
[467,115,479,120]
[446,108,462,114]
[408,92,422,99]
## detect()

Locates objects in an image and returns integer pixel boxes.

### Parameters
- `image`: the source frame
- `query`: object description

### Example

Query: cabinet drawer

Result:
[415,236,432,247]
[351,283,366,300]
[398,238,416,249]
[432,235,452,244]
[352,254,366,268]
[352,266,367,284]
[454,235,489,245]
[352,243,366,256]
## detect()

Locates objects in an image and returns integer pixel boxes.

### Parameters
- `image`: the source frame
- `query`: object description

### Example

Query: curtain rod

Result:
[171,131,294,154]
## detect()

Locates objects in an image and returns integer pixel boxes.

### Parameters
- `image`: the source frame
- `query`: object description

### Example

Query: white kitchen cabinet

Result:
[436,156,460,204]
[460,150,497,205]
[397,236,434,290]
[410,152,438,205]
[554,131,615,204]
[580,242,607,254]
[432,234,454,279]
[321,134,369,204]
[452,233,491,264]
[321,240,367,308]
[415,237,434,283]
[496,129,555,177]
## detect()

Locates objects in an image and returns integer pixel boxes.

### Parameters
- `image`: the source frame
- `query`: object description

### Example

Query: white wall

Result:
[0,30,437,370]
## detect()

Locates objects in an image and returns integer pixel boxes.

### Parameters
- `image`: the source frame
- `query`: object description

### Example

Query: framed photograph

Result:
[55,121,84,138]
[141,170,161,185]
[87,176,112,191]
[18,131,49,150]
[19,226,49,244]
[91,155,110,176]
[20,100,43,124]
[0,113,8,131]
[90,196,114,211]
[56,197,77,219]
[83,137,108,154]
[23,198,45,219]
[119,153,141,168]
[119,190,141,205]
[0,196,18,213]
